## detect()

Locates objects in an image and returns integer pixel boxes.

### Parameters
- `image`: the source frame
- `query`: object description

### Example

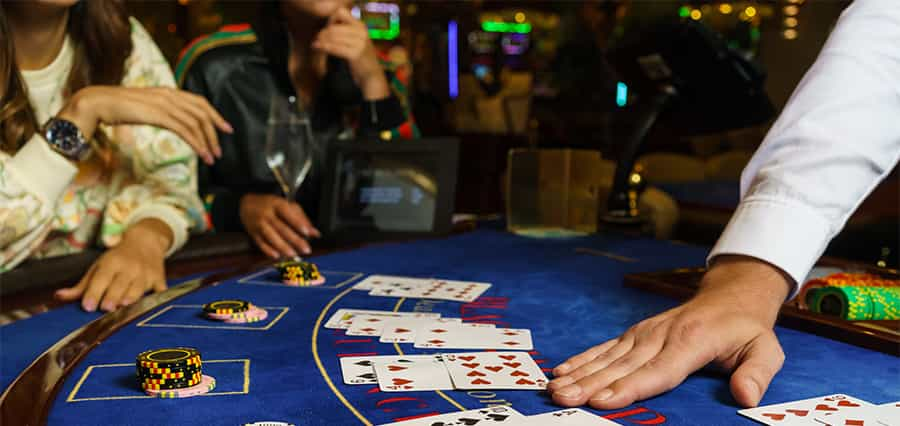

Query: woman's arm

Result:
[0,136,79,272]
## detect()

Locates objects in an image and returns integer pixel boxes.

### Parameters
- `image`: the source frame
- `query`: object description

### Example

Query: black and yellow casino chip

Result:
[202,299,250,315]
[136,347,202,369]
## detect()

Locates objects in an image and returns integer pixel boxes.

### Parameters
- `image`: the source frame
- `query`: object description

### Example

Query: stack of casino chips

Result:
[203,299,269,323]
[136,348,216,398]
[799,273,900,320]
[275,259,325,287]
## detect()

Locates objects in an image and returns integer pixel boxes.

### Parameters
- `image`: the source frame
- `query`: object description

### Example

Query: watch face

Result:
[45,119,87,159]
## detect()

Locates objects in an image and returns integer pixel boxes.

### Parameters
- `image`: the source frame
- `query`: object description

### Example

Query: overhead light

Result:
[784,17,798,27]
[783,29,798,40]
[784,5,799,16]
[514,12,526,23]
[744,6,757,18]
[719,3,733,14]
[690,9,702,20]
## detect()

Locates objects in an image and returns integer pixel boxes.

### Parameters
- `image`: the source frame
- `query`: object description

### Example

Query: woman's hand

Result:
[55,218,172,312]
[56,86,233,165]
[239,193,320,259]
[312,7,390,100]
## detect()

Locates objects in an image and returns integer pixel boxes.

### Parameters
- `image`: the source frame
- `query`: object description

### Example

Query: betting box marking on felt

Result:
[66,359,251,403]
[135,305,289,330]
[389,296,468,413]
[238,268,364,289]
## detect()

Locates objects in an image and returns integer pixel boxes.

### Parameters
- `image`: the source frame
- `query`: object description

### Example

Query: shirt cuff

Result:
[708,198,833,300]
[125,203,190,257]
[6,136,78,205]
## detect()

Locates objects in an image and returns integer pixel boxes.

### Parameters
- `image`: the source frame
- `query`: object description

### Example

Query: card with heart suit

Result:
[324,309,440,329]
[415,325,534,350]
[739,394,875,425]
[523,408,620,425]
[376,406,527,425]
[339,356,379,385]
[816,401,900,426]
[442,352,548,390]
[352,275,430,291]
[378,317,463,343]
[371,355,454,392]
[367,277,492,303]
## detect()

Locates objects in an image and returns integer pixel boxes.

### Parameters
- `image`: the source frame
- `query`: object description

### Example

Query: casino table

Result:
[2,225,898,425]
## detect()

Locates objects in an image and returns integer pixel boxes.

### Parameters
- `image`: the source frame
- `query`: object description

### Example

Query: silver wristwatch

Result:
[42,117,91,161]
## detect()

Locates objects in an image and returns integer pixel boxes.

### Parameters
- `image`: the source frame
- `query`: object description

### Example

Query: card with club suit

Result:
[339,356,378,385]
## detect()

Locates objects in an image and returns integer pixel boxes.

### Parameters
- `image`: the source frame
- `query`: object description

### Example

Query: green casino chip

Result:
[812,286,900,320]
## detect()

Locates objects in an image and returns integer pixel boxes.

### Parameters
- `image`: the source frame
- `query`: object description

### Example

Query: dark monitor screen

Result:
[318,138,459,244]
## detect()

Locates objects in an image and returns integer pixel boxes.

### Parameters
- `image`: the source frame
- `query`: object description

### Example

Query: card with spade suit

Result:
[376,406,527,425]
[372,354,454,392]
[739,394,875,425]
[442,352,548,390]
[339,356,379,385]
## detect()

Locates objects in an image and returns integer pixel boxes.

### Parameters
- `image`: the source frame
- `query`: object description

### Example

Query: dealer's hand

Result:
[548,256,791,409]
[55,218,172,312]
[312,7,390,100]
[239,193,320,259]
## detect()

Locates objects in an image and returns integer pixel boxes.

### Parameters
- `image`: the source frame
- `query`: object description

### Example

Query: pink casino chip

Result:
[144,374,216,398]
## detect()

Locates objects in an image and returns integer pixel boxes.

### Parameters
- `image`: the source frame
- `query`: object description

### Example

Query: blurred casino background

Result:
[128,0,897,268]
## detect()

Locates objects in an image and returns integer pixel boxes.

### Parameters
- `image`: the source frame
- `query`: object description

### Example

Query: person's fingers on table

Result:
[549,335,635,392]
[551,334,661,406]
[275,202,319,239]
[252,234,280,259]
[260,221,297,258]
[269,215,311,256]
[729,332,785,408]
[121,279,150,307]
[100,275,134,312]
[586,334,717,410]
[55,264,95,301]
[553,338,621,377]
[81,264,118,312]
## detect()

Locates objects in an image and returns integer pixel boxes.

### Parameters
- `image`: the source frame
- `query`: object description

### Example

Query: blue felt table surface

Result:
[2,229,898,426]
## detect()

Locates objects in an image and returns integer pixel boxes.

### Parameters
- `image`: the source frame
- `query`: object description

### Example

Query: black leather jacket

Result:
[177,24,412,231]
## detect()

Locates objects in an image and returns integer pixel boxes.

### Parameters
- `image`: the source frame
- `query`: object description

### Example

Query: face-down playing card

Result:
[442,352,548,390]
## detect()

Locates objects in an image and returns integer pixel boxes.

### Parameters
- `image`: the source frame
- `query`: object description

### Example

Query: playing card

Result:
[352,275,430,291]
[377,317,462,343]
[371,355,453,392]
[415,325,533,350]
[816,401,900,426]
[324,309,441,329]
[376,406,527,425]
[368,277,492,303]
[442,352,548,390]
[739,394,875,425]
[346,315,394,336]
[413,279,492,303]
[523,408,619,425]
[339,356,378,385]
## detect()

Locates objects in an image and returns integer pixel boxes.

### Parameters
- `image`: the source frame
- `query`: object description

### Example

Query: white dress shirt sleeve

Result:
[709,0,900,299]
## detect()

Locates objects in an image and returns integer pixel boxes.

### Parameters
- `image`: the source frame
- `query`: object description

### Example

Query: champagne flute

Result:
[264,95,316,261]
[265,95,315,205]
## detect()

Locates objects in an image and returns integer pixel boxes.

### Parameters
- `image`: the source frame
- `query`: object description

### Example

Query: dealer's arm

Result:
[548,0,900,410]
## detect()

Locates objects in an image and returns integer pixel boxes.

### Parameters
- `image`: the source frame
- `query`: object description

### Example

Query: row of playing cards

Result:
[353,275,492,303]
[377,406,620,425]
[739,394,899,425]
[340,352,548,392]
[325,309,534,350]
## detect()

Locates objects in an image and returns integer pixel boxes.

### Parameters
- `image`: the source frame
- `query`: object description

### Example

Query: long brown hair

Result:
[0,0,132,153]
